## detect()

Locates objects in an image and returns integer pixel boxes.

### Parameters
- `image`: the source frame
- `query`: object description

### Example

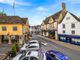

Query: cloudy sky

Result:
[0,0,80,26]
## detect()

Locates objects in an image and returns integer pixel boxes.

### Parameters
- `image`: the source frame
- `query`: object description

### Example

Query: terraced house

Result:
[0,13,30,44]
[41,3,80,45]
[41,3,66,40]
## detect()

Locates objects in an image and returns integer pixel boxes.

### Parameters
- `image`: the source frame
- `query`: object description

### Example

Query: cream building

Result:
[41,3,66,40]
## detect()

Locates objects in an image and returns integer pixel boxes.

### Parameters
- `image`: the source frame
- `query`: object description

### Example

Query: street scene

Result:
[0,0,80,60]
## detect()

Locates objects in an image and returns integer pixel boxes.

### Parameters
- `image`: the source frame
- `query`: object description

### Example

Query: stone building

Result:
[30,25,41,35]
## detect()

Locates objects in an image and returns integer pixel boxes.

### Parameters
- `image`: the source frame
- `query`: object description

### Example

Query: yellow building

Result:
[0,13,29,44]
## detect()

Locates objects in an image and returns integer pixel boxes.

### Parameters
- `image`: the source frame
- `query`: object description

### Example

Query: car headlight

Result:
[65,56,70,60]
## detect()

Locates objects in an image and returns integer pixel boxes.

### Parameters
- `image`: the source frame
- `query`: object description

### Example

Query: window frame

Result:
[71,23,75,28]
[66,17,70,20]
[2,26,7,31]
[13,26,17,31]
[71,30,75,34]
[63,30,65,33]
[62,24,65,29]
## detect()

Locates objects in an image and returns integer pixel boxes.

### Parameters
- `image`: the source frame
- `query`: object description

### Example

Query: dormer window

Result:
[66,17,70,20]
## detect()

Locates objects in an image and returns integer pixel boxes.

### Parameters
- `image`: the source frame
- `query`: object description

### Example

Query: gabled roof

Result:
[0,16,28,24]
[43,10,66,24]
[21,18,28,24]
[51,11,62,21]
[57,12,80,24]
[44,17,50,24]
[69,12,80,22]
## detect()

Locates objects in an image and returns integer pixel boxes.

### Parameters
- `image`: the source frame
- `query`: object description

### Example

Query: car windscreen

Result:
[20,50,26,54]
[30,57,38,60]
[20,57,29,60]
[28,46,37,48]
[49,54,59,60]
[29,42,37,44]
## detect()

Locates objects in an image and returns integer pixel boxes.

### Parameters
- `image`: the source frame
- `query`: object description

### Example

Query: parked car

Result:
[12,51,46,60]
[20,40,39,53]
[29,40,39,44]
[12,53,23,60]
[46,50,70,60]
[20,43,29,51]
[27,43,40,51]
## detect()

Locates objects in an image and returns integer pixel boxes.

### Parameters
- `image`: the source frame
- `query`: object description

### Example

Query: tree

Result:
[15,42,19,52]
[11,45,17,57]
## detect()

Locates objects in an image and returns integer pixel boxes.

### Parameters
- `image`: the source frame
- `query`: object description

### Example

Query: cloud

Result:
[36,6,48,12]
[0,0,31,6]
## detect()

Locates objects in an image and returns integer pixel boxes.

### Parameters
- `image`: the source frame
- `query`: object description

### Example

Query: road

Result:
[32,35,80,60]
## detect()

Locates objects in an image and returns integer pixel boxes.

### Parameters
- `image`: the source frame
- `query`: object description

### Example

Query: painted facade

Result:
[58,12,80,45]
[0,13,29,44]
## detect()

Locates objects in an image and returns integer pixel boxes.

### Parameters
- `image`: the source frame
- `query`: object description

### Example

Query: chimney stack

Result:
[62,3,66,11]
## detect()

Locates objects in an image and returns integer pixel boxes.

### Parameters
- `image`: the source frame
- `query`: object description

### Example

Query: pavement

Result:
[0,44,11,60]
[38,35,80,52]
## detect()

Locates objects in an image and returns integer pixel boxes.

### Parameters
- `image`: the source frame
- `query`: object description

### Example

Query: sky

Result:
[0,0,80,26]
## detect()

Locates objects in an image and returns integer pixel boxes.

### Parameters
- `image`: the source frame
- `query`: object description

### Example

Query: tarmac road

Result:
[32,35,80,60]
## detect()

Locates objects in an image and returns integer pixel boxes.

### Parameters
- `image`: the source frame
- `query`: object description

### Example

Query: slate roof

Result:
[0,15,28,24]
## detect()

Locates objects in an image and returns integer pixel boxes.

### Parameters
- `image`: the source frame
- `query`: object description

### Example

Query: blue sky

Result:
[0,0,80,26]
